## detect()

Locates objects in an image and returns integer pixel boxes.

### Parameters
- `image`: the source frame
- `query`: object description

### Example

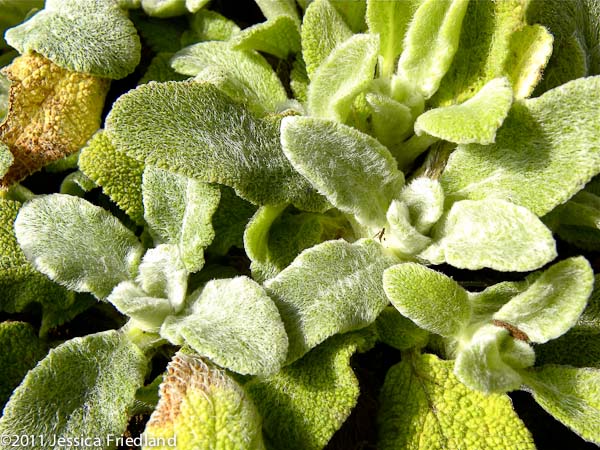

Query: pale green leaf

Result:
[301,0,353,78]
[5,0,141,79]
[0,72,9,123]
[107,281,173,332]
[264,239,397,364]
[431,0,552,106]
[440,76,600,216]
[0,330,147,448]
[0,141,13,178]
[59,170,97,197]
[281,116,404,228]
[181,9,240,45]
[398,177,444,234]
[522,365,600,445]
[129,9,185,53]
[105,81,327,212]
[138,53,188,84]
[0,0,43,50]
[141,0,186,17]
[421,199,557,271]
[378,353,535,450]
[396,0,470,99]
[136,244,188,311]
[246,329,376,450]
[290,53,309,103]
[307,33,379,122]
[375,306,429,351]
[170,41,287,113]
[329,0,366,33]
[143,166,220,273]
[255,0,299,22]
[454,324,535,393]
[366,0,420,78]
[14,194,144,299]
[493,256,593,343]
[385,200,432,255]
[161,276,288,376]
[142,352,265,450]
[185,0,209,13]
[415,77,513,145]
[0,321,47,408]
[79,131,145,225]
[364,92,413,152]
[383,262,470,338]
[232,15,301,59]
[468,278,533,325]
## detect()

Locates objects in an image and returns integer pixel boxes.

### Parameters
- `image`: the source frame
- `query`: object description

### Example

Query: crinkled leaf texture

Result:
[383,262,470,338]
[307,33,379,122]
[79,130,145,225]
[246,329,376,450]
[161,276,288,376]
[281,116,404,228]
[142,352,265,450]
[143,166,220,273]
[420,199,557,271]
[14,194,144,300]
[264,239,397,364]
[415,77,513,145]
[0,330,147,449]
[493,256,593,343]
[378,353,535,450]
[441,76,600,217]
[0,321,47,408]
[522,365,600,445]
[0,53,109,187]
[170,41,287,114]
[105,81,327,212]
[5,0,141,79]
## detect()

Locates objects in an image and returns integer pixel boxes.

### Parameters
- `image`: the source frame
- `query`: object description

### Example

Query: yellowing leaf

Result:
[142,352,265,450]
[378,353,535,450]
[0,53,109,188]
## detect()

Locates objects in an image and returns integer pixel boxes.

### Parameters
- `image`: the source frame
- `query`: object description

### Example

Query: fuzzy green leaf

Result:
[383,262,470,338]
[14,194,144,299]
[385,200,432,255]
[5,0,141,79]
[398,177,445,234]
[0,330,147,448]
[307,33,379,122]
[281,116,404,228]
[366,0,420,78]
[232,15,300,59]
[523,365,600,445]
[301,0,353,78]
[493,256,593,343]
[440,76,600,216]
[255,0,299,22]
[143,166,220,273]
[375,306,429,351]
[79,131,145,225]
[365,92,413,151]
[378,353,535,450]
[0,0,44,50]
[0,321,47,408]
[415,77,513,144]
[181,9,240,45]
[170,41,287,113]
[161,276,288,376]
[0,141,13,178]
[247,329,376,450]
[396,0,470,99]
[105,81,327,211]
[421,199,557,271]
[142,352,265,450]
[138,52,188,84]
[141,0,186,17]
[265,239,396,364]
[431,0,552,106]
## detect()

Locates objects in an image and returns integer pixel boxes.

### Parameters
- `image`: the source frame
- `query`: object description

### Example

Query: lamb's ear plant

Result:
[1,0,600,449]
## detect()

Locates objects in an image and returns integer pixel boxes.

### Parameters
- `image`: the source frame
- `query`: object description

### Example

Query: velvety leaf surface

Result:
[79,131,145,225]
[375,306,429,351]
[264,239,396,364]
[378,354,535,449]
[5,0,141,79]
[281,116,404,228]
[0,0,43,50]
[232,15,300,59]
[181,9,240,45]
[421,199,557,271]
[383,262,470,338]
[105,81,326,211]
[0,330,147,449]
[161,276,288,376]
[246,329,376,450]
[14,194,144,299]
[440,76,600,216]
[142,352,265,450]
[0,53,109,187]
